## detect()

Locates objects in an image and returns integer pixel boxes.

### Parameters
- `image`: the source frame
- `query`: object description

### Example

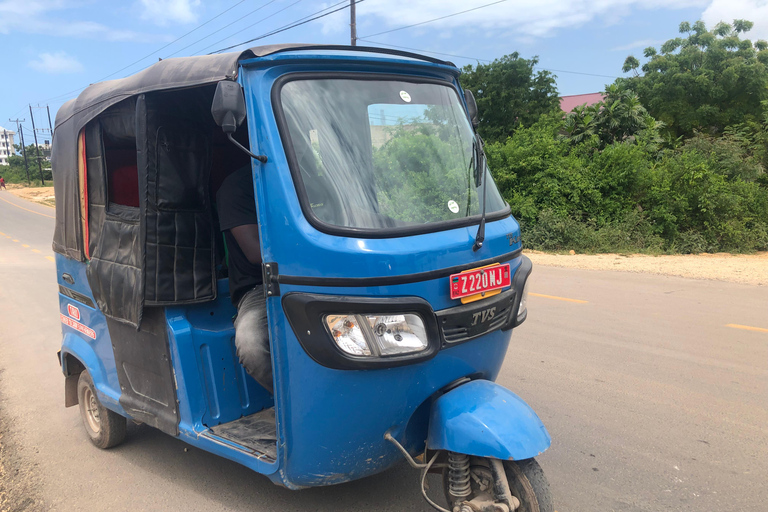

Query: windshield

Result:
[279,78,506,232]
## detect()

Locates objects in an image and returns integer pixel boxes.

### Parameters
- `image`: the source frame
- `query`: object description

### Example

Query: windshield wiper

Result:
[473,136,488,252]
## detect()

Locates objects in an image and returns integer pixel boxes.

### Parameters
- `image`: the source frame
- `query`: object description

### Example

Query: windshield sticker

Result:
[447,200,460,213]
[399,90,412,103]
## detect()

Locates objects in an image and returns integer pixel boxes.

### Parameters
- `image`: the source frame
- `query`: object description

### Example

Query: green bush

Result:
[487,116,768,253]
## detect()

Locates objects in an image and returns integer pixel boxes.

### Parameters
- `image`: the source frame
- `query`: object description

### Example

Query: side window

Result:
[104,132,139,209]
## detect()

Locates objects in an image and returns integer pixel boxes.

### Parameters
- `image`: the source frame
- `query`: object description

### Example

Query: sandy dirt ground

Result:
[526,250,768,286]
[5,185,55,208]
[0,371,44,512]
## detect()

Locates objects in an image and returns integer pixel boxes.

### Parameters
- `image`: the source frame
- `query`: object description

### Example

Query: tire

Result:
[443,456,554,512]
[504,458,554,512]
[77,371,127,449]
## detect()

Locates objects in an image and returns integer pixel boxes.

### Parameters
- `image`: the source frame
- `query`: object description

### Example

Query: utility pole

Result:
[350,0,357,46]
[9,118,30,184]
[46,105,53,138]
[29,105,45,186]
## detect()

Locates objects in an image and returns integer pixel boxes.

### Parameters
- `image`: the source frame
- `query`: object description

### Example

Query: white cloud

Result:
[0,0,169,41]
[335,0,707,42]
[28,52,84,73]
[702,0,768,41]
[139,0,200,26]
[612,39,663,52]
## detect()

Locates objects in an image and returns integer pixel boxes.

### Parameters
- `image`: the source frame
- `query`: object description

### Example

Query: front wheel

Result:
[77,371,127,449]
[442,455,553,512]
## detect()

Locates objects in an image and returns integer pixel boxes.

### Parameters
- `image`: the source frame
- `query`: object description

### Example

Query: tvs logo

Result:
[67,304,80,321]
[471,306,497,326]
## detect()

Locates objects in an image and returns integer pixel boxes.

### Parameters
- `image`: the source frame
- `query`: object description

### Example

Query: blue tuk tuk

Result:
[51,44,552,511]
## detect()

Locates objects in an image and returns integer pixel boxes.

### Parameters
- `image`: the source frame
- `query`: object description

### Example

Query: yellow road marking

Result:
[0,231,5,236]
[12,239,19,242]
[22,244,29,248]
[31,249,40,253]
[726,323,768,333]
[529,292,588,304]
[45,256,55,262]
[0,195,56,219]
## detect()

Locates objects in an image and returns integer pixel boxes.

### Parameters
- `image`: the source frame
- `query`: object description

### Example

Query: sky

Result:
[2,0,768,139]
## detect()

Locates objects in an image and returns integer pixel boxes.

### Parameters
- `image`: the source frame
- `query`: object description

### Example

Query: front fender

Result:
[427,380,550,460]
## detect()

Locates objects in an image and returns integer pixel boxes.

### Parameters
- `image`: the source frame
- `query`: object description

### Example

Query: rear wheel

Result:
[442,456,553,512]
[77,371,126,449]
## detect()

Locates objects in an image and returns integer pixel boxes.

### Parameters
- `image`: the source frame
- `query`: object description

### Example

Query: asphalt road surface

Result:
[1,191,766,512]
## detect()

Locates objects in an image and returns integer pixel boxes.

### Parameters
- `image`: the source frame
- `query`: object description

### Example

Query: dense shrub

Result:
[487,116,768,253]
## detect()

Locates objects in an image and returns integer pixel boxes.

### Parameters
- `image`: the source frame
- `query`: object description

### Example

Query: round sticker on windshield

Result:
[447,200,460,213]
[399,90,412,102]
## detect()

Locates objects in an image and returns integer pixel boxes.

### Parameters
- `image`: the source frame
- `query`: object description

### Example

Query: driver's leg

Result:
[234,286,273,394]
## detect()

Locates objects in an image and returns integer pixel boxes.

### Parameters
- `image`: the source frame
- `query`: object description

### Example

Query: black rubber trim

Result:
[277,248,522,288]
[243,44,457,68]
[271,71,511,240]
[282,293,441,370]
[59,285,96,308]
[506,254,533,330]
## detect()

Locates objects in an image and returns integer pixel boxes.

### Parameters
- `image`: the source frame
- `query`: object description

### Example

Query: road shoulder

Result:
[525,250,768,286]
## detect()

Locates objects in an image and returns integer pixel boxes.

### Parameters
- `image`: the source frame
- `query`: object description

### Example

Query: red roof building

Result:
[560,93,605,113]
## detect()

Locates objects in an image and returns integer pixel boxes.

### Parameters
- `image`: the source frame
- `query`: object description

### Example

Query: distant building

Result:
[0,127,15,166]
[560,93,605,113]
[36,140,52,161]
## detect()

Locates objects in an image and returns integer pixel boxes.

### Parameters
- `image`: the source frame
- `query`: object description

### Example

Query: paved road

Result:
[1,191,766,511]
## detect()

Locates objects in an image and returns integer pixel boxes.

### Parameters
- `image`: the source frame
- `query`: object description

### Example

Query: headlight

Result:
[325,313,428,357]
[517,277,530,321]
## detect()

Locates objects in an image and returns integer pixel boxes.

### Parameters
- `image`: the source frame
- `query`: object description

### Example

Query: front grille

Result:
[436,289,515,346]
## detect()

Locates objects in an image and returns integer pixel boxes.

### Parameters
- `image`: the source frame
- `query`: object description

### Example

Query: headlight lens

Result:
[325,313,428,357]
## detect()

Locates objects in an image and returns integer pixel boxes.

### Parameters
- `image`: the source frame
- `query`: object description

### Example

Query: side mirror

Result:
[211,80,267,163]
[211,81,246,134]
[464,90,479,129]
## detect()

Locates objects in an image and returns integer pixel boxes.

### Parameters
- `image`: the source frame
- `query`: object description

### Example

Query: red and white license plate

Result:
[450,263,511,303]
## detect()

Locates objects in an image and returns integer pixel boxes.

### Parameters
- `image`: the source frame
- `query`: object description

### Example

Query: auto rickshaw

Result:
[51,44,552,511]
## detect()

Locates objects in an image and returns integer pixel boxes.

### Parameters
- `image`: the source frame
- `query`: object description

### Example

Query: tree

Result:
[621,19,768,139]
[564,83,664,148]
[622,56,640,76]
[2,143,52,185]
[460,53,560,143]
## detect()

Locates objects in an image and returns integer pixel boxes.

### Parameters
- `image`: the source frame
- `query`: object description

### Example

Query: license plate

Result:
[450,263,511,304]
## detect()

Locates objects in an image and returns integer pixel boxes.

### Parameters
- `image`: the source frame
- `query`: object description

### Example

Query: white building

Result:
[1,127,16,166]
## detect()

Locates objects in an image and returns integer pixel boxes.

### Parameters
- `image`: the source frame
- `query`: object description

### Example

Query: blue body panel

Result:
[56,254,125,415]
[427,380,551,460]
[56,49,548,490]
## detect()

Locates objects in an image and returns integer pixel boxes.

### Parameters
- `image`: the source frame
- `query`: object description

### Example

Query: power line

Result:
[540,68,619,79]
[211,0,363,54]
[358,38,491,63]
[359,39,621,79]
[18,0,257,108]
[101,0,250,81]
[165,0,282,58]
[361,0,509,38]
[194,0,312,56]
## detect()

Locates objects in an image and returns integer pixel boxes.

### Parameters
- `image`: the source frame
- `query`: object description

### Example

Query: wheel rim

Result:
[83,387,101,433]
